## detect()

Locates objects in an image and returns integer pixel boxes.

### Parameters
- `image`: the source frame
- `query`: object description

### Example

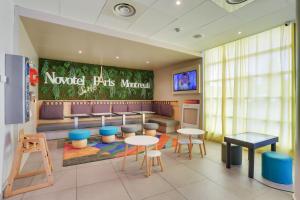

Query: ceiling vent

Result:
[211,0,255,12]
[113,3,136,17]
[226,0,248,4]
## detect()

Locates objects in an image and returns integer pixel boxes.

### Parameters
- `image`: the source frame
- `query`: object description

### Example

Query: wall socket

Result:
[0,75,7,83]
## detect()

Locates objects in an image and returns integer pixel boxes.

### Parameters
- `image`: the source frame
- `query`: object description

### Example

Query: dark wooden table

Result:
[224,132,278,178]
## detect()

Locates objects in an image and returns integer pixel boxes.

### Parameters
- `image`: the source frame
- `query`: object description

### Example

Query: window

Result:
[204,25,295,153]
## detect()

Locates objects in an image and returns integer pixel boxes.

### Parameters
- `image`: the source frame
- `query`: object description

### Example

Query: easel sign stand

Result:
[4,129,54,198]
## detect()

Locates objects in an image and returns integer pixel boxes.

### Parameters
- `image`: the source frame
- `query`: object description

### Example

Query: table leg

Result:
[101,116,105,127]
[271,143,276,151]
[142,114,145,135]
[248,148,255,178]
[122,144,128,171]
[136,146,139,161]
[145,146,149,177]
[74,117,79,129]
[122,114,126,125]
[188,136,192,160]
[226,142,231,169]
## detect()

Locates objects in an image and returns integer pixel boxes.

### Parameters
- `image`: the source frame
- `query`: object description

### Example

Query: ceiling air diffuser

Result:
[211,0,255,12]
[113,3,136,17]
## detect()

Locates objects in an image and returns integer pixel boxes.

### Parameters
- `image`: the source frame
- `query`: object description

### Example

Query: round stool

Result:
[221,142,242,165]
[262,151,293,185]
[121,125,138,138]
[69,129,91,148]
[99,126,118,143]
[143,123,159,136]
[140,150,164,176]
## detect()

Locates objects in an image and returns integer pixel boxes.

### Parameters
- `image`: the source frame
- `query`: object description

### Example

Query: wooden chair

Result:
[175,133,206,157]
[4,129,54,198]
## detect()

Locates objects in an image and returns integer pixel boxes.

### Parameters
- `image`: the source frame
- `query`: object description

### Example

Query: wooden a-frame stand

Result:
[4,130,54,198]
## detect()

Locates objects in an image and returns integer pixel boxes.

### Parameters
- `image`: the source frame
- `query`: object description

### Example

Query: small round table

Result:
[122,136,159,177]
[177,128,205,160]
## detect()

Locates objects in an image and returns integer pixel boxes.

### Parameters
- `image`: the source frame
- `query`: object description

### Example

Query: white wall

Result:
[154,59,203,127]
[0,2,38,197]
[0,0,16,197]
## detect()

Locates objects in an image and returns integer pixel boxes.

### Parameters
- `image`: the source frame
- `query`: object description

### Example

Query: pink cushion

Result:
[71,103,92,114]
[92,104,110,113]
[160,104,173,117]
[142,104,153,111]
[112,104,128,112]
[128,104,142,112]
[39,102,64,119]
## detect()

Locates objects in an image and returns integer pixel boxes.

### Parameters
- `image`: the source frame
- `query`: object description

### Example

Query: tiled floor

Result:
[6,140,294,200]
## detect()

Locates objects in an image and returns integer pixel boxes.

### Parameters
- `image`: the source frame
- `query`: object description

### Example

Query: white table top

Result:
[177,128,205,136]
[124,136,159,146]
[91,112,113,116]
[114,112,136,115]
[134,111,155,114]
[65,114,90,118]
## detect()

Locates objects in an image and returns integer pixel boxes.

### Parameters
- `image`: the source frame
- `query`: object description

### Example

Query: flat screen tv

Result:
[173,70,197,92]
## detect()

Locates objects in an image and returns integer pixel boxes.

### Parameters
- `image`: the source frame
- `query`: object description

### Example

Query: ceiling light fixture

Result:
[146,61,150,64]
[113,3,136,17]
[115,56,120,59]
[176,0,181,5]
[174,27,181,32]
[238,31,242,35]
[226,0,248,4]
[78,50,82,54]
[193,34,203,39]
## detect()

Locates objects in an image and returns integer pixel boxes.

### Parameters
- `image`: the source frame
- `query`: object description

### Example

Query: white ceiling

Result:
[14,0,296,54]
[21,17,199,69]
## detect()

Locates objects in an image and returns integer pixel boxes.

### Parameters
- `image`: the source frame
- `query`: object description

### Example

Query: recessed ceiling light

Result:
[226,0,248,4]
[176,0,181,5]
[115,56,120,59]
[146,61,150,64]
[174,27,181,32]
[78,50,82,54]
[113,3,136,17]
[238,31,242,35]
[193,34,203,39]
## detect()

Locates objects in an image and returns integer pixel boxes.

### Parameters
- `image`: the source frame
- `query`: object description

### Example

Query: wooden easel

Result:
[4,129,54,198]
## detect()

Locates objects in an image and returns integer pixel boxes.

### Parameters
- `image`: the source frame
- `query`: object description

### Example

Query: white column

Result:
[295,0,300,199]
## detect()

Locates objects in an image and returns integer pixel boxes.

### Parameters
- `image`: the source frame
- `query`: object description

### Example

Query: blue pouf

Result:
[68,129,91,148]
[99,126,118,143]
[262,151,293,185]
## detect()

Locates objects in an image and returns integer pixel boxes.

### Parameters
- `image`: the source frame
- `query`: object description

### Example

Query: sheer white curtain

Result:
[204,25,295,153]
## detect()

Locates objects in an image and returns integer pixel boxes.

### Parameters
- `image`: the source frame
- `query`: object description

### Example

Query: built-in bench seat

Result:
[148,117,179,134]
[37,100,180,133]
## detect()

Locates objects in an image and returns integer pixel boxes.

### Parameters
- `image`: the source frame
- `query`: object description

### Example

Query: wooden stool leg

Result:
[203,141,207,155]
[140,155,145,169]
[159,157,164,172]
[199,144,204,158]
[136,146,139,161]
[149,158,152,176]
[40,139,54,184]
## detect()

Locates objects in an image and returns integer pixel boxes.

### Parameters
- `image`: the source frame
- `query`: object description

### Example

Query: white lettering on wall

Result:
[121,79,150,89]
[44,72,85,86]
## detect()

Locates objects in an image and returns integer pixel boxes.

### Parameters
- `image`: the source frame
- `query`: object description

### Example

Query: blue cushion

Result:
[69,129,91,140]
[99,126,118,136]
[262,151,293,185]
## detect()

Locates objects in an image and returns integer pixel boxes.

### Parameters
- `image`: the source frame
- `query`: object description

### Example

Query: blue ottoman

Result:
[99,126,118,143]
[262,151,293,185]
[69,129,91,148]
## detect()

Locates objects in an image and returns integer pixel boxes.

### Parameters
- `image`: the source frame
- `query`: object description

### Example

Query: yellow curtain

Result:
[204,24,296,154]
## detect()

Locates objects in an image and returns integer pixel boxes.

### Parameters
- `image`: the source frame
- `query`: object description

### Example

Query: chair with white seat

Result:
[175,137,206,158]
[140,150,164,176]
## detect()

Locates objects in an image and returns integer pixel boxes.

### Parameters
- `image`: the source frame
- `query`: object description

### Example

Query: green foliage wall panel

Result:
[38,58,154,100]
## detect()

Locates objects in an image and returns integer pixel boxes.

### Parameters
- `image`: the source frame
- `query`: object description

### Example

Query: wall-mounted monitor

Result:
[172,66,200,94]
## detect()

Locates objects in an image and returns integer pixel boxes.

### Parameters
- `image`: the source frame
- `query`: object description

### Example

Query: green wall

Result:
[38,58,154,100]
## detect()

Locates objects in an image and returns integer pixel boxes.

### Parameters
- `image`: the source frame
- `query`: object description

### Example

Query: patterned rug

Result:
[63,134,177,166]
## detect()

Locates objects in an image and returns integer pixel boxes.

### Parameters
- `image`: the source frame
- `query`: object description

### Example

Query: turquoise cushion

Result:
[99,126,118,136]
[262,151,293,185]
[69,129,91,140]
